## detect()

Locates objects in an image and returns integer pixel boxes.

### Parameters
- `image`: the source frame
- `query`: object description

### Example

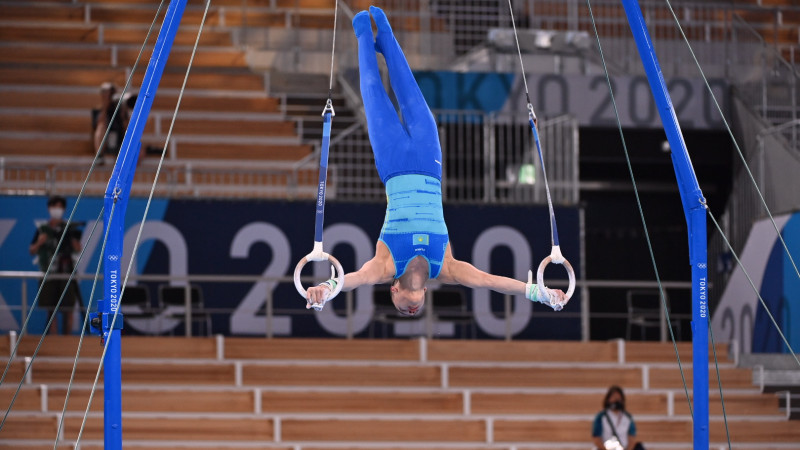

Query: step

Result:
[0,66,128,89]
[260,390,464,415]
[2,3,86,23]
[16,360,236,385]
[240,363,442,388]
[672,392,783,416]
[178,142,312,160]
[117,46,248,69]
[223,337,421,361]
[0,66,266,93]
[0,44,111,66]
[3,385,781,417]
[470,391,669,415]
[60,415,274,441]
[0,22,233,46]
[0,415,58,440]
[103,25,233,46]
[447,365,644,389]
[163,117,298,137]
[493,417,800,443]
[427,340,617,363]
[0,113,93,134]
[649,366,754,389]
[1,336,218,360]
[0,44,248,69]
[0,89,280,114]
[278,417,486,442]
[625,341,730,363]
[131,70,266,92]
[0,136,93,157]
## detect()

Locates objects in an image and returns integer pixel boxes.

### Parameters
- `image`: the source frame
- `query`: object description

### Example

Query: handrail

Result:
[0,270,694,288]
[0,269,693,341]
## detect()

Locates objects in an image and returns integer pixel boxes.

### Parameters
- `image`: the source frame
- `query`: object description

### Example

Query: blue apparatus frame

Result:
[621,1,709,448]
[97,1,186,448]
[91,1,709,448]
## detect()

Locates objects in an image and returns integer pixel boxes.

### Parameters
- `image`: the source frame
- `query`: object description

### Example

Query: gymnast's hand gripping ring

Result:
[293,243,346,311]
[536,245,576,303]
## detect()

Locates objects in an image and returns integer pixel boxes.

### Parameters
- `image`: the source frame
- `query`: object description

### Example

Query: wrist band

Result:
[525,283,539,301]
[318,279,338,292]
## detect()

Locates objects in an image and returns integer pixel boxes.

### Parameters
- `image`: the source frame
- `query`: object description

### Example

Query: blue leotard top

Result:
[379,174,449,279]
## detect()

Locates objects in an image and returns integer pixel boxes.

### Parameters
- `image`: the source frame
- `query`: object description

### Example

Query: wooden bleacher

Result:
[0,335,797,449]
[0,0,323,198]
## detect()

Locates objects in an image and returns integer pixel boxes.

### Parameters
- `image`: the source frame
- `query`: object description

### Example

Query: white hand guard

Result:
[525,271,564,311]
[525,283,562,311]
[307,278,338,311]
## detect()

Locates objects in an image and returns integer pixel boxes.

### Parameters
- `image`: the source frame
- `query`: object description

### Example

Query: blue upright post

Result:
[97,1,186,448]
[620,1,709,448]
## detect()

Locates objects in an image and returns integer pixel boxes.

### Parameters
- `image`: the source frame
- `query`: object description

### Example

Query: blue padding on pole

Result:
[101,1,187,449]
[620,1,708,448]
[314,111,333,243]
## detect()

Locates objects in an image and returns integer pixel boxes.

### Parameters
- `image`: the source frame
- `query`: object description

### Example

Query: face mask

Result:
[49,207,64,221]
[610,401,624,411]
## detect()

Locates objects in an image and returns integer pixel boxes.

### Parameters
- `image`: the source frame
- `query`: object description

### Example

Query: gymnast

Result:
[305,6,568,315]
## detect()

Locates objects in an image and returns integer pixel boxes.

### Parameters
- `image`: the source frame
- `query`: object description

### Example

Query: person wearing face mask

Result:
[29,195,84,335]
[592,385,643,450]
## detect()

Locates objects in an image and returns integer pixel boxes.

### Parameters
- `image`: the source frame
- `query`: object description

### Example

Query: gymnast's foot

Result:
[352,10,372,38]
[370,6,393,35]
[370,5,394,54]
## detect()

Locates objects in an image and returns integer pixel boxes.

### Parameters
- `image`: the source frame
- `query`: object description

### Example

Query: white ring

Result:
[536,255,576,302]
[293,252,345,309]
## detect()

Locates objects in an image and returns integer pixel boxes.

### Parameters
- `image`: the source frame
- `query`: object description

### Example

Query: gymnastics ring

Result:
[536,245,576,307]
[293,245,346,311]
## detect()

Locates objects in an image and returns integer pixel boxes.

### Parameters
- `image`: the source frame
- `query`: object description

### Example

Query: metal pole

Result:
[265,291,273,339]
[20,279,27,335]
[504,293,511,341]
[425,289,434,340]
[345,291,353,339]
[621,1,708,448]
[100,2,187,448]
[579,208,589,341]
[184,283,191,338]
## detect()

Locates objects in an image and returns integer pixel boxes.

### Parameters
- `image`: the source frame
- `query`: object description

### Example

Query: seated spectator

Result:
[592,385,643,450]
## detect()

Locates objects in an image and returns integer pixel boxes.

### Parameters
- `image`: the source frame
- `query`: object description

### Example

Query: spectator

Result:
[91,82,127,161]
[592,385,643,450]
[28,195,84,335]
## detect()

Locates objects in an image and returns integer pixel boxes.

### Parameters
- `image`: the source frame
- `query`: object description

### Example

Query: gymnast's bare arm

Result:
[437,245,526,295]
[305,242,394,303]
[438,245,567,305]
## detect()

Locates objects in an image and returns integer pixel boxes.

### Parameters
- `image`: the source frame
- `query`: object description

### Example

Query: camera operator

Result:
[29,195,84,335]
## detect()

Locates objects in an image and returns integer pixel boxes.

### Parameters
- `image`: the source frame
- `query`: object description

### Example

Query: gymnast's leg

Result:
[353,10,403,150]
[370,6,437,138]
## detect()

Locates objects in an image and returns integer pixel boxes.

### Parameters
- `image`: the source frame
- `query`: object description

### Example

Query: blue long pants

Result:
[353,6,443,183]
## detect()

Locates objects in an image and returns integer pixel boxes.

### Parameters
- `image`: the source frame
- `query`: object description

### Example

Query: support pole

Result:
[98,1,186,449]
[620,1,709,448]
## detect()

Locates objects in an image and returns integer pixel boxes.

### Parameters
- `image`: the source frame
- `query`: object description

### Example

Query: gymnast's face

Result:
[390,279,426,316]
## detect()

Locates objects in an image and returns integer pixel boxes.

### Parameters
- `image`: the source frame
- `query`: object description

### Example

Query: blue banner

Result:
[712,212,800,354]
[0,196,581,339]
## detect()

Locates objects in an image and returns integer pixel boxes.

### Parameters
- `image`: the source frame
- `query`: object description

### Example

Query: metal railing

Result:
[0,270,692,341]
[327,110,579,204]
[0,156,321,200]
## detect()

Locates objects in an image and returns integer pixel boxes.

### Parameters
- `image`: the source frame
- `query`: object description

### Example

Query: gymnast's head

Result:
[390,277,426,316]
[390,261,428,316]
